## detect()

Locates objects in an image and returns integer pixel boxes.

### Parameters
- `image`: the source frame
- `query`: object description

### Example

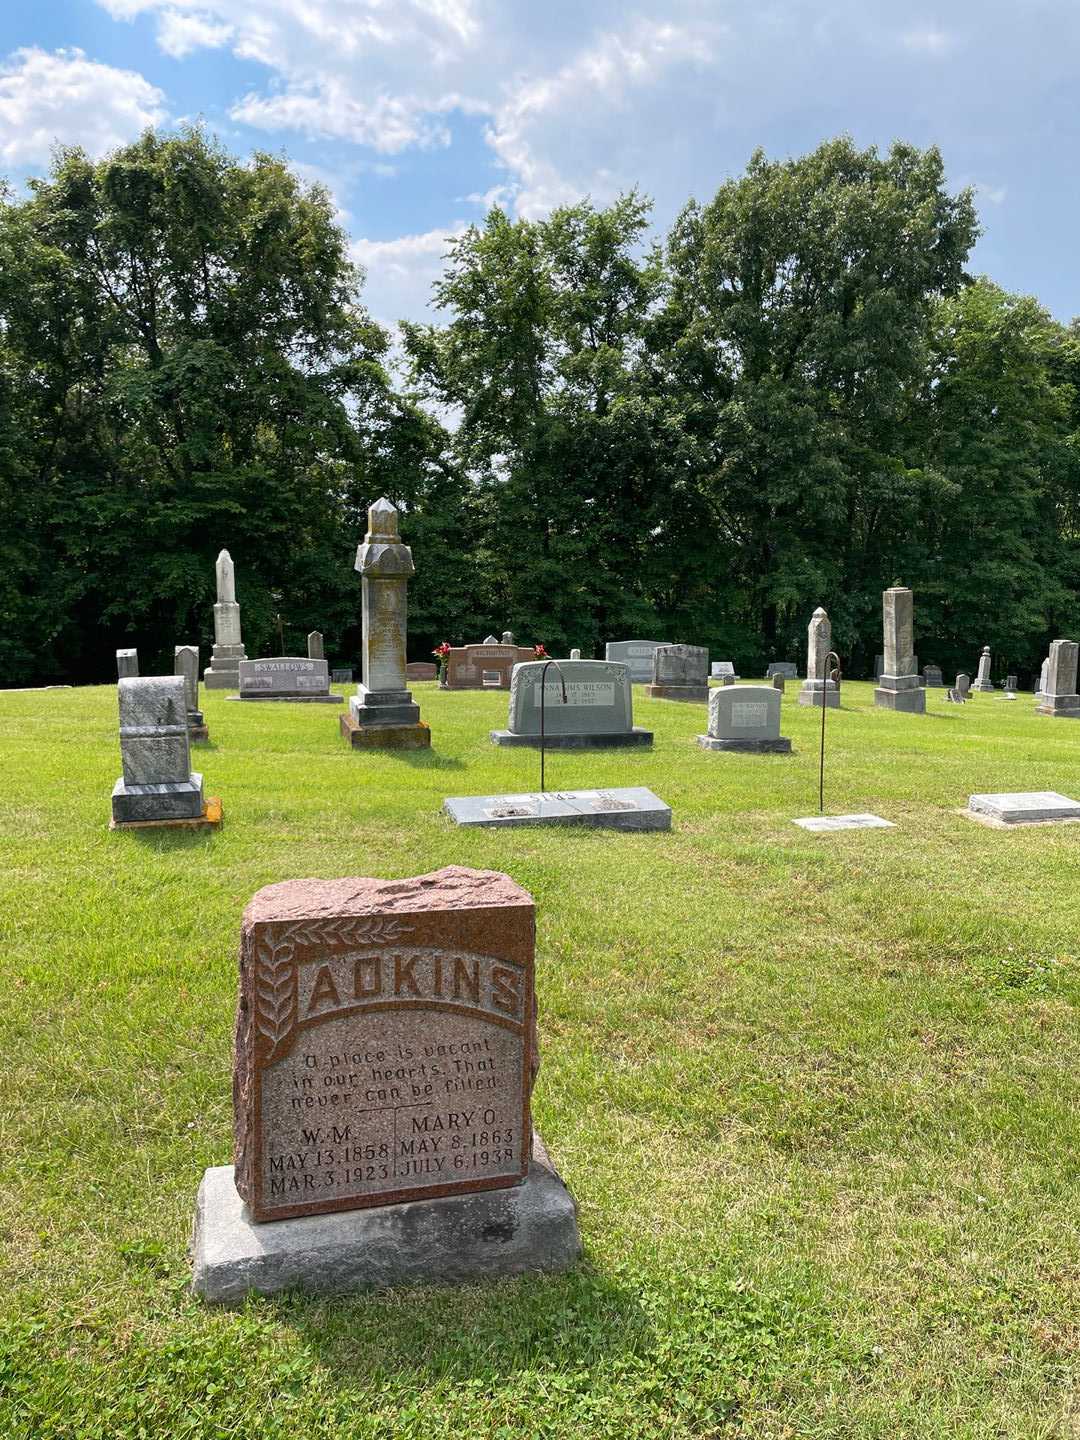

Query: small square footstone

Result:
[444,787,671,831]
[966,791,1080,825]
[793,813,895,833]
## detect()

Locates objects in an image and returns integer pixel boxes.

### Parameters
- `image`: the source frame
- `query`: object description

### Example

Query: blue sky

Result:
[2,1,1078,328]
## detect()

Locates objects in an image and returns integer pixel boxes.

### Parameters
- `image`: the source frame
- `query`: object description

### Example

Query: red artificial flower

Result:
[534,643,548,658]
[432,641,451,657]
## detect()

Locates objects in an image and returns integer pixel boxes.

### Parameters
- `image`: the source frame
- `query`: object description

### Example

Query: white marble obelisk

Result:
[204,550,247,689]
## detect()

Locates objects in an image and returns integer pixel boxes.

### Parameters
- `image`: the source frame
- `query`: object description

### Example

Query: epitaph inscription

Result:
[234,869,535,1222]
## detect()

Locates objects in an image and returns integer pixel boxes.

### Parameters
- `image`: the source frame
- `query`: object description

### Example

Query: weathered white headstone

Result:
[874,586,925,714]
[116,649,138,679]
[491,660,651,748]
[1035,639,1080,718]
[798,607,838,709]
[698,684,790,753]
[174,644,208,740]
[972,645,995,693]
[307,631,324,660]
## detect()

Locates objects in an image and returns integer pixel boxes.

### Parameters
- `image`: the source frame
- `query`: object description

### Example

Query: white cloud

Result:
[157,11,234,59]
[230,82,452,153]
[0,46,167,167]
[352,224,466,327]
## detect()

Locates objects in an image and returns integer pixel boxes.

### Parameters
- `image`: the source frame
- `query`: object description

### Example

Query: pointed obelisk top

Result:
[216,549,235,604]
[366,497,400,542]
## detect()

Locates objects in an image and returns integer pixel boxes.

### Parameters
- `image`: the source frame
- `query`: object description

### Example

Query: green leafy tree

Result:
[653,137,979,672]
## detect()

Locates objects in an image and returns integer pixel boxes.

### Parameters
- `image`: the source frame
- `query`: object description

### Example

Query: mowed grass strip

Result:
[0,679,1078,1439]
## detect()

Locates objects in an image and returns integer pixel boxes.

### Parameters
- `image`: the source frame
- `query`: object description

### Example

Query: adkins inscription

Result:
[233,867,536,1222]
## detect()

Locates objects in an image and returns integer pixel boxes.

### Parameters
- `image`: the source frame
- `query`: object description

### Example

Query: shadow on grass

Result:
[384,750,467,771]
[124,826,218,851]
[276,1261,651,1385]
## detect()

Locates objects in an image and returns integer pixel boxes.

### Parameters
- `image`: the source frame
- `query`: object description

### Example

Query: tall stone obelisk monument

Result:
[203,550,247,690]
[798,606,839,708]
[342,497,430,749]
[873,585,925,714]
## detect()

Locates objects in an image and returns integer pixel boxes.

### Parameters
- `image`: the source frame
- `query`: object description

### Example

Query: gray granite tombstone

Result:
[1003,673,1018,691]
[344,497,429,748]
[771,673,786,693]
[204,550,248,690]
[798,607,839,709]
[604,640,669,683]
[444,788,671,831]
[766,662,797,680]
[645,644,709,702]
[923,665,943,687]
[111,676,205,825]
[116,649,138,679]
[307,631,324,660]
[1035,639,1080,718]
[331,668,354,684]
[174,644,208,740]
[711,661,737,680]
[956,672,971,698]
[874,587,925,714]
[237,657,341,702]
[972,645,994,692]
[968,791,1080,824]
[697,684,790,753]
[491,660,651,748]
[874,654,884,680]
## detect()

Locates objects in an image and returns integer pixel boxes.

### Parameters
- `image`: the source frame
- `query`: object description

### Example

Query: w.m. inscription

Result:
[233,867,536,1222]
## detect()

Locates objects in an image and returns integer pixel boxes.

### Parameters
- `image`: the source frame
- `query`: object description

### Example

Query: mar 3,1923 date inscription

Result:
[232,867,537,1222]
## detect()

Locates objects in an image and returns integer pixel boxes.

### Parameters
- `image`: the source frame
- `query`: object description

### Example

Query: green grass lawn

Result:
[2,678,1079,1439]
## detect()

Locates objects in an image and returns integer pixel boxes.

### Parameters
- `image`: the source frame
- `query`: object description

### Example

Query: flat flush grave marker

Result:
[793,814,896,833]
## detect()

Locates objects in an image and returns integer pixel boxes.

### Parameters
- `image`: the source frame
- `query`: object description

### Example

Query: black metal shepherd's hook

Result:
[538,658,568,794]
[819,651,841,814]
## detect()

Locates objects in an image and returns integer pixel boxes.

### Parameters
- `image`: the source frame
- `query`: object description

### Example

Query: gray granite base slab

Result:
[443,787,671,831]
[489,728,653,749]
[797,688,839,708]
[873,687,926,714]
[227,693,343,703]
[1036,697,1080,717]
[203,670,240,690]
[112,774,204,822]
[190,1132,581,1304]
[967,791,1080,824]
[696,735,792,753]
[793,813,895,833]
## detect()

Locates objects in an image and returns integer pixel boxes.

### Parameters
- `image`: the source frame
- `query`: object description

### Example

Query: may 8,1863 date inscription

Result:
[232,867,537,1222]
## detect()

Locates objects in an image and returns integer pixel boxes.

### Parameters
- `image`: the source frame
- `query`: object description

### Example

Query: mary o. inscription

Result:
[233,868,536,1222]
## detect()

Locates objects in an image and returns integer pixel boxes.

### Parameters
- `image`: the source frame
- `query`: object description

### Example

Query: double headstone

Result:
[766,662,797,680]
[190,867,580,1301]
[204,550,248,690]
[972,645,995,692]
[1035,639,1080,718]
[237,657,341,702]
[445,643,534,689]
[644,645,709,702]
[344,497,430,748]
[874,587,925,714]
[116,649,138,679]
[174,645,208,740]
[798,607,838,709]
[604,640,670,683]
[111,677,206,826]
[490,660,652,748]
[698,685,791,753]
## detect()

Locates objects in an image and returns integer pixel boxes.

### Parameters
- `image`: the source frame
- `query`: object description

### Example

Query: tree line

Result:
[2,127,1077,686]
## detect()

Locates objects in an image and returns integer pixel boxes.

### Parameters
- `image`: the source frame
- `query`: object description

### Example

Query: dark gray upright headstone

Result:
[112,676,204,824]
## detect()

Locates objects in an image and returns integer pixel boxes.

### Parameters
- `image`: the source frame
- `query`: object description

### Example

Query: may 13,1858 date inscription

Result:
[232,867,537,1222]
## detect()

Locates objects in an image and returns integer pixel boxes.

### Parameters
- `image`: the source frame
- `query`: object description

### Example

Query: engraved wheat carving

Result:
[254,939,297,1058]
[277,916,412,949]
